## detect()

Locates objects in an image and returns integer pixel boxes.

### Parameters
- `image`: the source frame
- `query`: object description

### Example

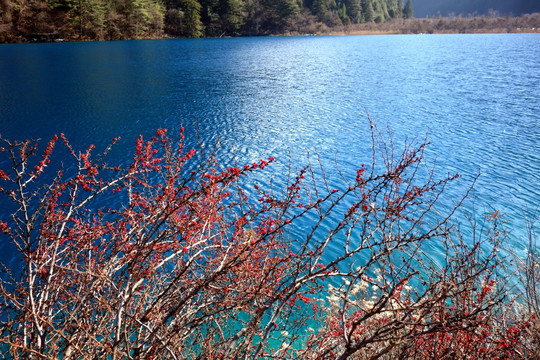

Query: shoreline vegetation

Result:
[320,15,540,36]
[2,15,540,44]
[1,15,540,43]
[1,2,539,43]
[0,17,540,44]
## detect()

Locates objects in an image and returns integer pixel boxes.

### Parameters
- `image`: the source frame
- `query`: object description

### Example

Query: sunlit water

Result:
[0,34,539,270]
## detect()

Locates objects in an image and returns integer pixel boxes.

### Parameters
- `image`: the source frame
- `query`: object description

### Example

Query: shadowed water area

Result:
[0,34,539,267]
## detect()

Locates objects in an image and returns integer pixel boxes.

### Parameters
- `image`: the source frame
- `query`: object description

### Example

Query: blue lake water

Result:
[0,34,539,265]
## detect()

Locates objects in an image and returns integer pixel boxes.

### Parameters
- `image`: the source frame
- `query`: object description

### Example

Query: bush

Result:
[0,125,534,358]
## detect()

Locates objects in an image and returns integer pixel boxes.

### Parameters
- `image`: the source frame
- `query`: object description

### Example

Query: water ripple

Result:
[0,34,539,262]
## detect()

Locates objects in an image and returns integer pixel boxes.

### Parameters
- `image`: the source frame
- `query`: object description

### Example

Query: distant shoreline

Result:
[304,15,540,37]
[306,29,540,36]
[1,14,539,43]
[322,29,540,36]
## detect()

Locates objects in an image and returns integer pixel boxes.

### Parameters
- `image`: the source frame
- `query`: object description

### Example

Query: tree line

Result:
[413,0,540,18]
[330,12,540,35]
[0,0,414,40]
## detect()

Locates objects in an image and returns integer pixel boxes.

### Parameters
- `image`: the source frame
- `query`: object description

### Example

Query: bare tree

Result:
[0,124,531,359]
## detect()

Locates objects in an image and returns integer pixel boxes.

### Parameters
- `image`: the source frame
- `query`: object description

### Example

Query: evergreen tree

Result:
[182,0,204,37]
[275,0,300,21]
[199,0,221,36]
[380,0,390,20]
[126,0,164,37]
[241,0,263,34]
[338,3,349,24]
[219,0,246,35]
[390,0,403,18]
[345,0,361,23]
[312,0,329,16]
[404,0,413,18]
[80,0,107,39]
[165,0,203,37]
[362,0,374,22]
[257,0,299,33]
[371,0,382,22]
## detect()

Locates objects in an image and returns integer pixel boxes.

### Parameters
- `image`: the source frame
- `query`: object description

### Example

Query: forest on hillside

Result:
[0,0,413,41]
[413,0,540,18]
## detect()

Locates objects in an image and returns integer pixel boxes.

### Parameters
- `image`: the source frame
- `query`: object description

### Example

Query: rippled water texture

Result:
[0,34,539,257]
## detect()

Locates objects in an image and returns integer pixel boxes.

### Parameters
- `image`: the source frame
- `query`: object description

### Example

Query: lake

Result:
[0,34,539,264]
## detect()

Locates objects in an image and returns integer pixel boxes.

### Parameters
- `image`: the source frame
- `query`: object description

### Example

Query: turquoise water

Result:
[0,34,539,262]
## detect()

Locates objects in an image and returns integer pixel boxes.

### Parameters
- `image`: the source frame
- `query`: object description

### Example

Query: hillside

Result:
[0,0,412,42]
[413,0,540,18]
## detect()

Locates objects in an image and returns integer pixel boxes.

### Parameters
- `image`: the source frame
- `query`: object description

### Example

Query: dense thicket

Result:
[1,128,538,359]
[332,12,540,35]
[0,0,411,40]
